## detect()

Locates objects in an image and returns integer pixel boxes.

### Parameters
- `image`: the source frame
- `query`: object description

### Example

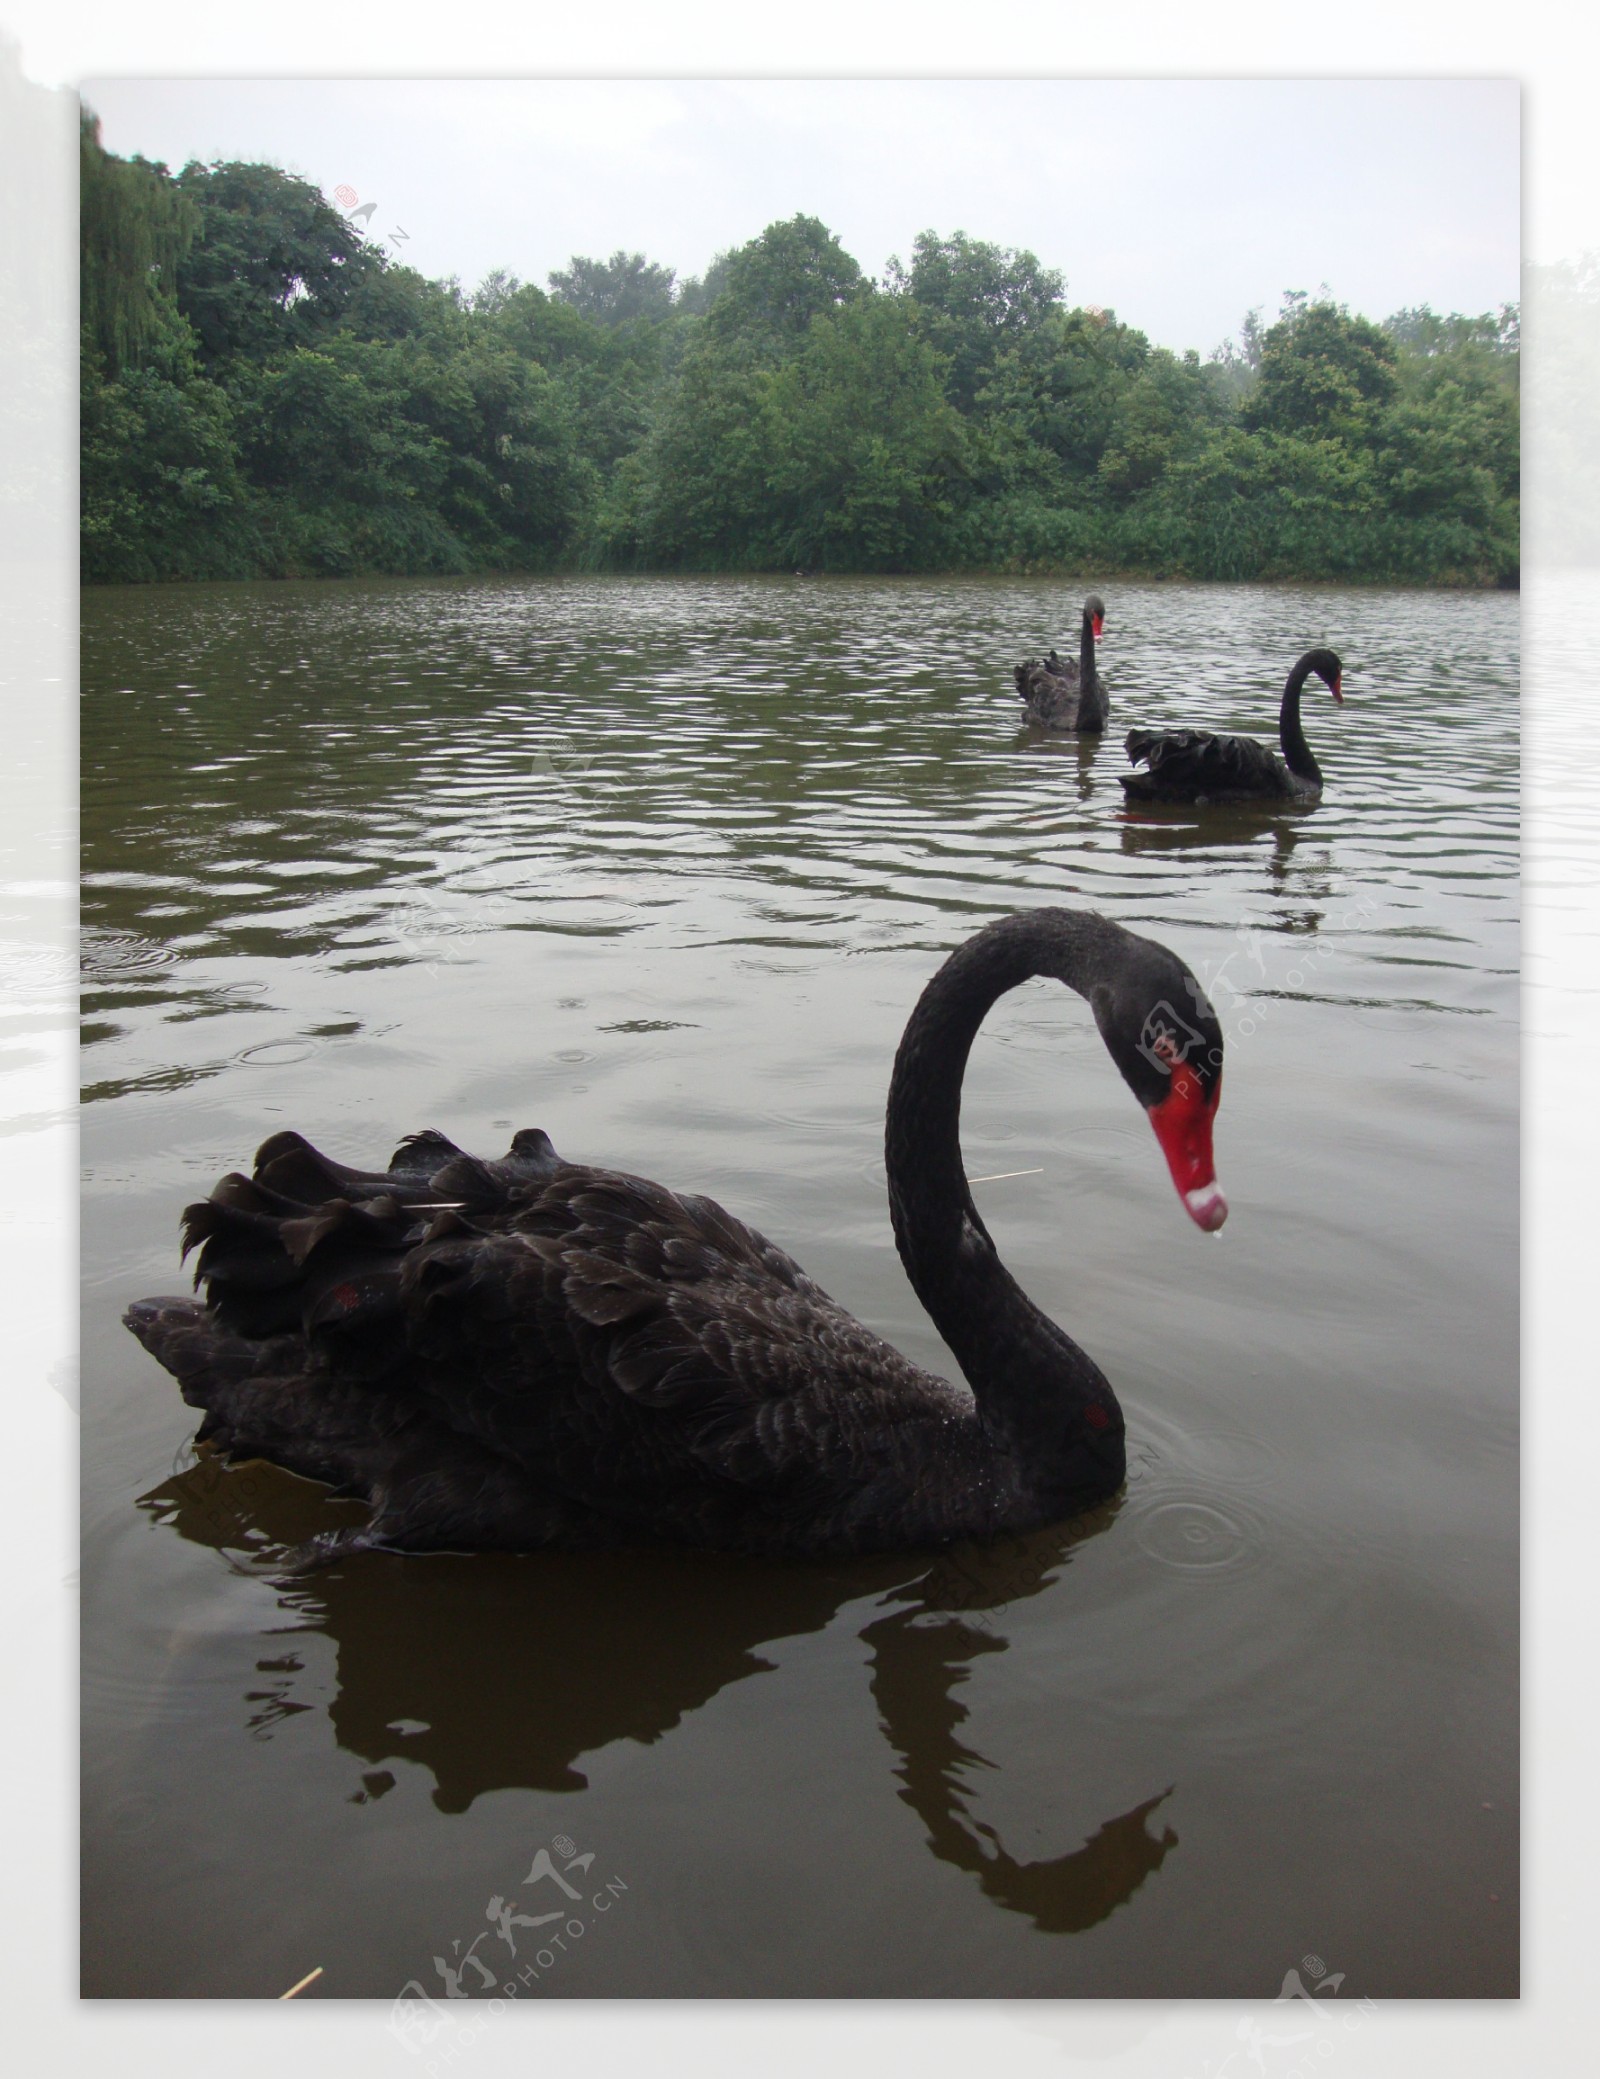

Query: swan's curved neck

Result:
[1078,608,1106,727]
[884,912,1125,1483]
[1278,659,1322,785]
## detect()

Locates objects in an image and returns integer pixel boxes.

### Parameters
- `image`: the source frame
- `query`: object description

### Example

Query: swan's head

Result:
[1090,942,1226,1232]
[1085,594,1107,641]
[1307,647,1343,705]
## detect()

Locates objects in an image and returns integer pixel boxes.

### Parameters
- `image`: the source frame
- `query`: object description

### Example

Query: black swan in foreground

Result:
[125,910,1226,1562]
[1121,648,1343,805]
[1014,595,1108,733]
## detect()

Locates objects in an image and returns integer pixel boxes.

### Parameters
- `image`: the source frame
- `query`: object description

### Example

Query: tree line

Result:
[80,113,1520,588]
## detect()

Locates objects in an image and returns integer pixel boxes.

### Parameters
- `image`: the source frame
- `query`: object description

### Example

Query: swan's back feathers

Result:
[1015,656,1105,733]
[146,1128,974,1553]
[1120,726,1292,801]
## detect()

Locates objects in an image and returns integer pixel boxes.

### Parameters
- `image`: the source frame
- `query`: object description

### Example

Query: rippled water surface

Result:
[81,575,1518,1998]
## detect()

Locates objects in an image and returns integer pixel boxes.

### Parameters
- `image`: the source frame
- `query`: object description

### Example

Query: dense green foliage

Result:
[81,117,1520,586]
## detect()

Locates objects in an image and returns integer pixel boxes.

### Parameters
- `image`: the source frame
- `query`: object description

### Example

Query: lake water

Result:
[80,574,1518,2001]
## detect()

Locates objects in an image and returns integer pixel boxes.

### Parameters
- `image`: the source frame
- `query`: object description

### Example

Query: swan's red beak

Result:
[1092,613,1105,640]
[1331,673,1344,704]
[1148,1065,1227,1232]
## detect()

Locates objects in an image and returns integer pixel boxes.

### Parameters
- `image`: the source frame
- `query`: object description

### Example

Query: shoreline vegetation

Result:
[81,113,1520,591]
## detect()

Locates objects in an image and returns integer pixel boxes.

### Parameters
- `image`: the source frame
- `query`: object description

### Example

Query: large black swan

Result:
[125,910,1226,1562]
[1014,595,1107,733]
[1121,648,1343,805]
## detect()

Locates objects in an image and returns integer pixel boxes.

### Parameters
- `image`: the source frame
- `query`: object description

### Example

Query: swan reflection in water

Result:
[139,1455,1178,1940]
[1117,808,1340,907]
[1017,727,1105,807]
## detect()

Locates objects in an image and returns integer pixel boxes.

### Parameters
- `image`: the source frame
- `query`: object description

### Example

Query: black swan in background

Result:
[126,910,1227,1562]
[1014,595,1108,733]
[1121,648,1344,805]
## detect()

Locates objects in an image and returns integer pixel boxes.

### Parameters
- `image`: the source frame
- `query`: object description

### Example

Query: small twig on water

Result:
[279,1967,324,1999]
[967,1168,1044,1184]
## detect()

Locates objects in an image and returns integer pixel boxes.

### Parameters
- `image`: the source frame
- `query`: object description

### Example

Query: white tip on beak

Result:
[1183,1182,1229,1232]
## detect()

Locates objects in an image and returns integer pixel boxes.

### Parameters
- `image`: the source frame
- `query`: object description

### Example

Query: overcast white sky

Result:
[78,76,1520,356]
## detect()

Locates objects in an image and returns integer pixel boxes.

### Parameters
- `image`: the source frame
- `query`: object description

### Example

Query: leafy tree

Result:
[341,260,462,346]
[394,333,592,561]
[1241,299,1398,442]
[977,305,1150,490]
[173,159,375,365]
[1373,351,1519,565]
[226,322,591,574]
[1385,303,1519,368]
[470,267,523,317]
[1205,306,1267,407]
[674,251,733,315]
[79,110,198,374]
[1097,348,1225,502]
[81,335,253,581]
[624,344,779,567]
[764,295,967,569]
[704,215,862,356]
[486,280,665,472]
[887,230,1064,414]
[549,250,677,326]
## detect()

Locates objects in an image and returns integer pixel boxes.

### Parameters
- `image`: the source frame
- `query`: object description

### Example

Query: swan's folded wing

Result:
[1122,727,1283,793]
[180,1132,953,1514]
[397,1165,953,1498]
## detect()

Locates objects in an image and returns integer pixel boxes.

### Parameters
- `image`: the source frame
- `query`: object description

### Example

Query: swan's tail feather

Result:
[125,1294,293,1386]
[147,1123,574,1365]
[180,1182,412,1350]
[124,1125,626,1554]
[1124,727,1162,767]
[123,1297,405,1494]
[253,1128,406,1202]
[169,1127,562,1354]
[124,1295,608,1554]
